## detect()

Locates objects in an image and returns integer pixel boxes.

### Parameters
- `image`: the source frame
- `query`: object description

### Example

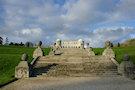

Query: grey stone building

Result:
[55,39,84,49]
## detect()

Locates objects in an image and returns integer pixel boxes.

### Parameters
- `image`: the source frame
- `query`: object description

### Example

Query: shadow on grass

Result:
[0,78,18,88]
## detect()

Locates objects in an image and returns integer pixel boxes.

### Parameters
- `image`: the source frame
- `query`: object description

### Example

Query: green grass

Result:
[93,46,135,64]
[0,45,50,87]
[112,47,135,64]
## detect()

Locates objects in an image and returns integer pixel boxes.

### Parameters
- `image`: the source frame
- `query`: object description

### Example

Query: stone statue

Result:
[118,55,135,79]
[81,42,84,49]
[86,43,92,51]
[103,41,115,58]
[49,47,55,56]
[85,43,95,56]
[53,43,57,50]
[15,54,32,78]
[105,41,110,48]
[33,41,44,58]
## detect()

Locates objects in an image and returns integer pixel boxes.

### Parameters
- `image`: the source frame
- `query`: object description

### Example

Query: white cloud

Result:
[0,0,135,47]
[21,28,42,36]
[21,29,31,35]
[87,27,135,47]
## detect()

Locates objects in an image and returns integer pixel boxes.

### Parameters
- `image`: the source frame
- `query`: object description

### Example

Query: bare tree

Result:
[5,37,9,45]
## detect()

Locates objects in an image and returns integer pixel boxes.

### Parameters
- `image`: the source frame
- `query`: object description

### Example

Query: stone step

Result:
[69,73,120,77]
[48,68,81,71]
[36,60,115,63]
[38,72,120,77]
[39,56,109,60]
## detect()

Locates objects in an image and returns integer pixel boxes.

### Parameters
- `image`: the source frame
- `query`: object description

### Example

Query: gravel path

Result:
[1,77,135,90]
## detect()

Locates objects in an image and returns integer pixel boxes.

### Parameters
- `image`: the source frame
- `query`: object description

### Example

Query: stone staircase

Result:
[32,48,120,77]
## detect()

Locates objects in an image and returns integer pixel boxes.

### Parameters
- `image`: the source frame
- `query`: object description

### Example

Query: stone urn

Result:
[33,41,44,58]
[103,41,115,58]
[105,41,110,48]
[36,41,42,47]
[21,54,29,61]
[118,54,135,78]
[86,43,89,46]
[15,54,32,78]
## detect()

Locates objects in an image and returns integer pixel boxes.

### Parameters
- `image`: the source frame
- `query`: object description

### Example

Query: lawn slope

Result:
[93,46,135,64]
[0,45,50,87]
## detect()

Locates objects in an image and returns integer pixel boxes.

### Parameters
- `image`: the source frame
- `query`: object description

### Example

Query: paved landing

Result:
[1,77,135,90]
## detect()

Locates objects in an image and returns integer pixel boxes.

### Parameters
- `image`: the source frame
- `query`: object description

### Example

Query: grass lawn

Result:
[0,45,135,87]
[93,46,135,64]
[0,45,50,87]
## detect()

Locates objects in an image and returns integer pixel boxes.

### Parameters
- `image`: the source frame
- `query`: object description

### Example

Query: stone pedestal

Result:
[33,47,44,58]
[49,51,55,56]
[86,43,95,56]
[103,41,115,58]
[103,47,115,58]
[15,61,32,78]
[15,54,32,78]
[86,47,95,56]
[49,48,55,56]
[85,47,92,51]
[33,41,44,58]
[118,55,135,78]
[88,50,95,56]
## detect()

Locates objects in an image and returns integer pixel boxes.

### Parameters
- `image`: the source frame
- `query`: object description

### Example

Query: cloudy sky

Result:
[0,0,135,47]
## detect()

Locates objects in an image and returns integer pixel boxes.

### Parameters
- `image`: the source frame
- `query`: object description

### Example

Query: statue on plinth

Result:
[86,43,95,56]
[103,41,115,58]
[33,41,44,58]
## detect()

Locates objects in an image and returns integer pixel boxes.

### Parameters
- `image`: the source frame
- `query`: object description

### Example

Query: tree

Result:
[14,43,19,46]
[9,42,14,45]
[5,37,9,45]
[25,42,33,47]
[0,36,3,45]
[111,43,113,47]
[118,42,120,47]
[20,42,24,46]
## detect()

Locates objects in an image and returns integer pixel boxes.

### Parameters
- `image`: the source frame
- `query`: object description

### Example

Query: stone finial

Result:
[123,54,130,61]
[33,47,44,58]
[86,43,89,46]
[36,41,42,47]
[21,54,28,61]
[105,41,110,47]
[15,54,32,78]
[103,41,115,58]
[118,54,135,78]
[81,43,84,49]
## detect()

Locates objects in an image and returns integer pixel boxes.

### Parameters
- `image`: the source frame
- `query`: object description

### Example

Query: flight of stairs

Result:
[32,48,120,77]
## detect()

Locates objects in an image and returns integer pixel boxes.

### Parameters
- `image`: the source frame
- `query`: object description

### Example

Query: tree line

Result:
[0,36,34,47]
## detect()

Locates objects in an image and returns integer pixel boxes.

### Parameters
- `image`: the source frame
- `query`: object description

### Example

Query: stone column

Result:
[53,43,57,50]
[33,41,44,58]
[15,54,32,78]
[49,47,55,56]
[103,41,115,58]
[86,43,95,56]
[56,39,61,48]
[118,55,135,79]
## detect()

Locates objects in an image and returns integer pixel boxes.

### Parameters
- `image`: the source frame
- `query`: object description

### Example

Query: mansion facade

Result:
[55,39,84,49]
